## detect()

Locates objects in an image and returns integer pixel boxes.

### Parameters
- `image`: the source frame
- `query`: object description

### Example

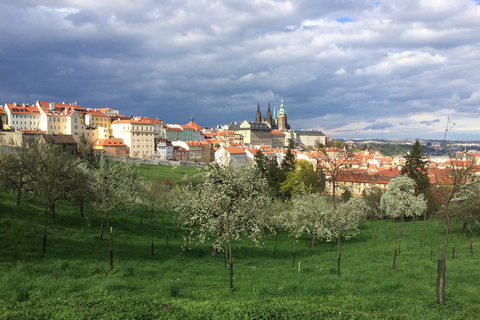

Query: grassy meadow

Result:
[1,164,480,319]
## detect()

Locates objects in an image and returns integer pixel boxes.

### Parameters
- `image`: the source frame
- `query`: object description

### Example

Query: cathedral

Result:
[255,99,290,131]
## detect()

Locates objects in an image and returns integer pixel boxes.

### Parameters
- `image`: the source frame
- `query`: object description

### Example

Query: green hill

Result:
[1,189,479,319]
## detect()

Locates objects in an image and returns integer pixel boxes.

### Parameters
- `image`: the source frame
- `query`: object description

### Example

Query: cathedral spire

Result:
[255,102,262,123]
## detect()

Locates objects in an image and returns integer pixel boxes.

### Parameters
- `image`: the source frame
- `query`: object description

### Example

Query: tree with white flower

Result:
[380,176,427,222]
[174,161,271,290]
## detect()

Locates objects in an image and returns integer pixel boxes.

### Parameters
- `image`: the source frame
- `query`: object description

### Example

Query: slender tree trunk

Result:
[109,227,113,269]
[80,204,84,217]
[224,246,228,270]
[438,207,450,305]
[15,190,22,206]
[292,236,296,267]
[31,189,37,200]
[49,202,55,219]
[151,206,154,256]
[100,218,104,240]
[273,232,278,257]
[337,232,342,277]
[311,234,316,248]
[165,229,169,245]
[43,202,48,253]
[228,234,233,290]
[460,220,468,236]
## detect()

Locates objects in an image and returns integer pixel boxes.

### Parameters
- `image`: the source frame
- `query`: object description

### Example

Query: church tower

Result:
[277,98,288,131]
[255,103,262,123]
[265,102,272,127]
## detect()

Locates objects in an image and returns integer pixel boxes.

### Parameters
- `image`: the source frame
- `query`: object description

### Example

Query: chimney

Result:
[49,102,55,111]
[65,107,69,115]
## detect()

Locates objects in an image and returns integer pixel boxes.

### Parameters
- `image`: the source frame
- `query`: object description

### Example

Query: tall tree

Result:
[254,149,267,177]
[91,155,126,239]
[174,162,271,290]
[430,120,478,305]
[380,176,427,222]
[281,147,295,174]
[0,147,35,205]
[265,159,285,198]
[401,140,429,195]
[30,142,85,252]
[326,197,367,277]
[280,160,320,198]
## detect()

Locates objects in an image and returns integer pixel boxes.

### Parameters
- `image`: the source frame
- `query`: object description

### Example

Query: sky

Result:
[1,1,480,140]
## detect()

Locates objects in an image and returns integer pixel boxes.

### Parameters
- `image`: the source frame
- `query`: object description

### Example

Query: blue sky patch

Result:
[336,17,354,24]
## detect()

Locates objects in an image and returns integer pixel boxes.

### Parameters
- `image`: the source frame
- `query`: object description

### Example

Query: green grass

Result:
[1,190,480,319]
[137,164,202,182]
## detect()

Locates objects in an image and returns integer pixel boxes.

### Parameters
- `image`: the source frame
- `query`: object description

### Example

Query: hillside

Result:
[1,190,479,319]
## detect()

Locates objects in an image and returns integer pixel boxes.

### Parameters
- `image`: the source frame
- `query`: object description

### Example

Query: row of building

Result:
[0,100,328,161]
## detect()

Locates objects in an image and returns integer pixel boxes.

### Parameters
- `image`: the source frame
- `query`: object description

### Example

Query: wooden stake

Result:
[298,261,301,272]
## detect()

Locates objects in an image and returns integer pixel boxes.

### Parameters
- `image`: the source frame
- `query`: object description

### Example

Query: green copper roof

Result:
[277,98,286,115]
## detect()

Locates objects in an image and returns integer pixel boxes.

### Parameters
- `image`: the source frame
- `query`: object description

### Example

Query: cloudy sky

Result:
[1,1,480,140]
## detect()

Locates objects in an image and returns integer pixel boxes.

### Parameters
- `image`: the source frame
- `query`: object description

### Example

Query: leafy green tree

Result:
[341,189,352,202]
[254,149,267,177]
[362,186,385,219]
[401,140,429,195]
[280,161,319,198]
[380,176,427,222]
[174,162,271,290]
[265,159,285,198]
[281,147,295,174]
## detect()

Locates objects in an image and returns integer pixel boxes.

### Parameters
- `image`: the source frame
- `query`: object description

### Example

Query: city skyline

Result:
[1,1,479,140]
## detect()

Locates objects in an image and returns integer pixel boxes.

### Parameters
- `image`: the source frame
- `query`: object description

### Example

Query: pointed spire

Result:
[191,114,194,122]
[255,102,262,123]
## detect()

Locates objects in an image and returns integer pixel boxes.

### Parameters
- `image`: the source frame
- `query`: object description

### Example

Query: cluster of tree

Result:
[0,140,171,254]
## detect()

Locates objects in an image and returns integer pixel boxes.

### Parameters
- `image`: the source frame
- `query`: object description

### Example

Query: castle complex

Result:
[254,99,290,131]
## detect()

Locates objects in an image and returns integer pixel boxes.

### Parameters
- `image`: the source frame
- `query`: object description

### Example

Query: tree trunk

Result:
[49,202,55,219]
[311,234,316,248]
[273,232,278,257]
[228,234,233,290]
[109,227,113,269]
[80,204,84,217]
[292,236,296,267]
[438,207,450,305]
[165,229,169,245]
[337,232,342,277]
[15,190,22,206]
[460,220,468,237]
[224,246,228,270]
[100,219,104,240]
[43,203,48,253]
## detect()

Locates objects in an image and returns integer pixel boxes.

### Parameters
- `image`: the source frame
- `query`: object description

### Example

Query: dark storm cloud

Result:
[1,0,480,139]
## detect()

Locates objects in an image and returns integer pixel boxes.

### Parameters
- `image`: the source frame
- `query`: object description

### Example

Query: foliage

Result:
[265,158,285,198]
[362,186,384,219]
[380,176,427,221]
[254,148,267,176]
[401,140,429,195]
[280,147,295,174]
[173,162,271,289]
[279,161,319,198]
[291,193,333,246]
